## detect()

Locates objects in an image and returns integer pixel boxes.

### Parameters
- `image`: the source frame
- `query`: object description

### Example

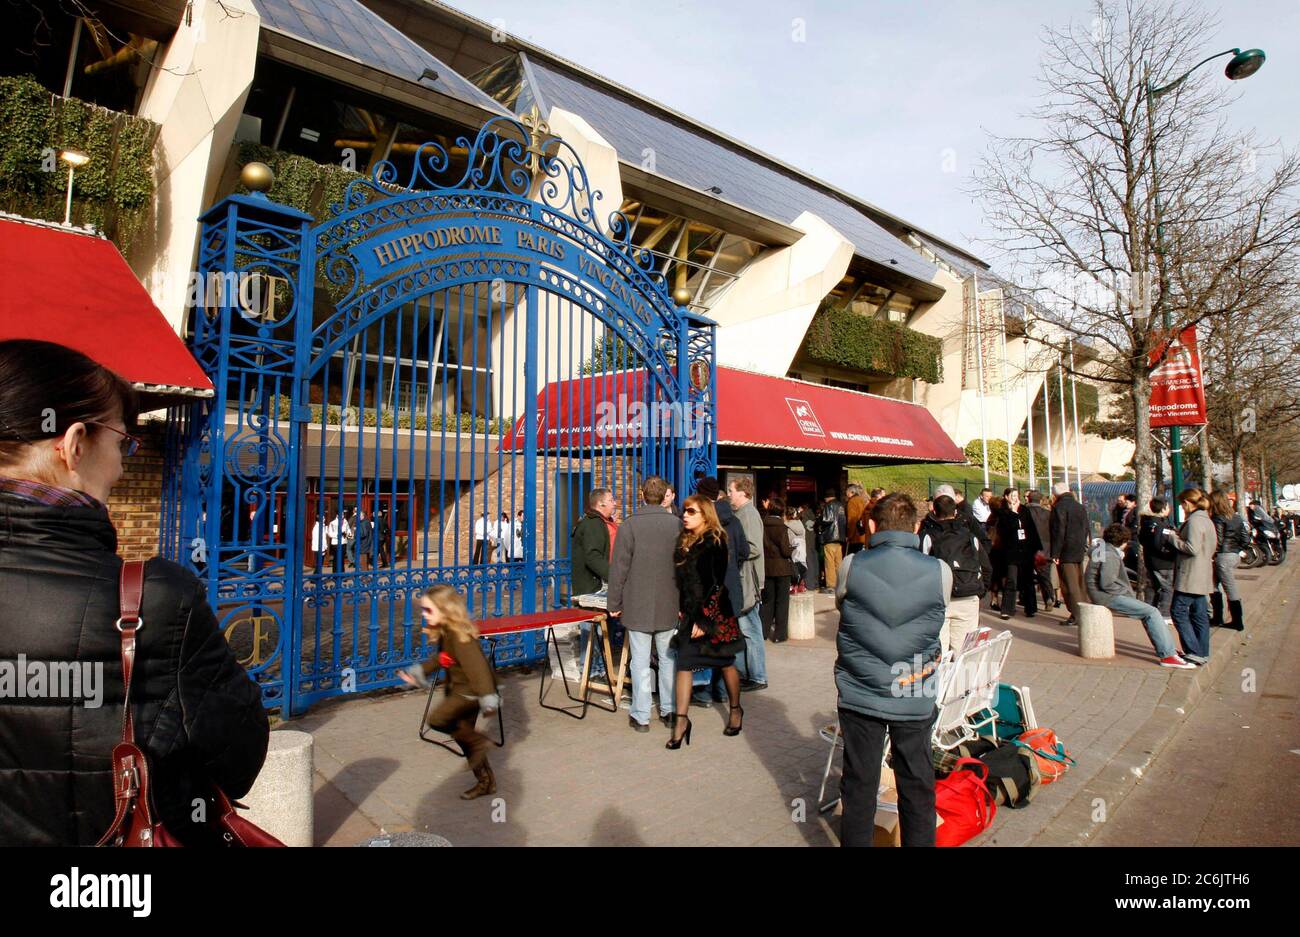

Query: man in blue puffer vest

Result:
[835,492,949,847]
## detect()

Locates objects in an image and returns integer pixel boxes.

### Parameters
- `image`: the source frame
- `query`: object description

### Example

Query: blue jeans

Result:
[1105,594,1177,659]
[1171,592,1210,659]
[734,605,767,684]
[627,630,675,725]
[578,622,607,677]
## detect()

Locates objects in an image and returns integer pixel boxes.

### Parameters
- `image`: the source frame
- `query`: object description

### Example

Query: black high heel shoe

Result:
[665,714,692,749]
[723,704,744,737]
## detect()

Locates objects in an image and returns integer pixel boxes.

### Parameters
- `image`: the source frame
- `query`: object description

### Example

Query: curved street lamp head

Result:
[1225,48,1266,80]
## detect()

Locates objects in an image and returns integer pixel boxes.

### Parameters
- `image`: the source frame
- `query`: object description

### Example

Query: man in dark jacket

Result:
[570,487,614,676]
[817,490,848,593]
[1024,490,1056,608]
[929,484,991,592]
[1138,497,1177,619]
[835,493,948,847]
[607,476,681,731]
[1049,481,1089,625]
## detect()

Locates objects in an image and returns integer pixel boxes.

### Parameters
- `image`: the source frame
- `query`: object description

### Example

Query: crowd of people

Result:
[3,338,1289,844]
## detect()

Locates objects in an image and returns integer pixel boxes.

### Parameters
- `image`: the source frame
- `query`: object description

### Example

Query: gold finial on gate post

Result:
[520,104,552,180]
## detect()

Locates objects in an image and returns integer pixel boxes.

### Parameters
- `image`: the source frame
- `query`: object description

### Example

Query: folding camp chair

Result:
[932,628,1014,750]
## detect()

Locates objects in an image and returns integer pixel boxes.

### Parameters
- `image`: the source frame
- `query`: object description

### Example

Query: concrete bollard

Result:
[1076,603,1115,659]
[788,591,816,641]
[241,729,314,847]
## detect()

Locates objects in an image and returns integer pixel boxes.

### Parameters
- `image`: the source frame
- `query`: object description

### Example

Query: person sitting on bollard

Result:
[400,585,500,800]
[1086,525,1195,669]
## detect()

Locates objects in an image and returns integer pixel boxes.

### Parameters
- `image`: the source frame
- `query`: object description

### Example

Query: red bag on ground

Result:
[934,756,996,847]
[1013,728,1075,785]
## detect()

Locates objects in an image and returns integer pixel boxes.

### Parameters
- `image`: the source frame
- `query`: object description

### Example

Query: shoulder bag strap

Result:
[116,560,146,744]
[95,559,148,846]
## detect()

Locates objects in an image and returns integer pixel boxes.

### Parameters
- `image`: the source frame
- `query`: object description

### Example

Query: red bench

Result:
[419,607,608,753]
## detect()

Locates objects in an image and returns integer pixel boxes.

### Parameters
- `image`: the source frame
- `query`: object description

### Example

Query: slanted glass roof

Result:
[520,56,940,289]
[253,0,508,115]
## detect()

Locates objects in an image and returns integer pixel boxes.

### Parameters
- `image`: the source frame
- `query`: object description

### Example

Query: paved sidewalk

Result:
[287,563,1295,846]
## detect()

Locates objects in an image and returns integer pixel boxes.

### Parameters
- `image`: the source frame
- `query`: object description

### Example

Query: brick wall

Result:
[107,422,166,561]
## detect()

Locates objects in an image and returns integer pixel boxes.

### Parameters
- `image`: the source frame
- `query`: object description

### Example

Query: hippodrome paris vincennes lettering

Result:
[367,224,654,323]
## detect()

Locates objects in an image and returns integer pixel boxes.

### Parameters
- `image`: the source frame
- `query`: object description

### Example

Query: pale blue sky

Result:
[446,0,1300,263]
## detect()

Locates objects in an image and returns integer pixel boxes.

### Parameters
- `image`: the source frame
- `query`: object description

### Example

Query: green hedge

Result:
[963,438,1049,477]
[273,396,510,435]
[0,74,158,252]
[804,304,943,384]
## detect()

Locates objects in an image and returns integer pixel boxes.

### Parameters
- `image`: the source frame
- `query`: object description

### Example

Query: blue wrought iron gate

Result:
[165,116,716,715]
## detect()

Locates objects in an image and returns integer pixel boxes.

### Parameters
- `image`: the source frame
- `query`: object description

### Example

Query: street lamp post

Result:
[59,149,90,225]
[1145,48,1264,518]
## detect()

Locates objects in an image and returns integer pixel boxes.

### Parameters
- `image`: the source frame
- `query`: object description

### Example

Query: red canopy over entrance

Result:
[0,216,212,398]
[505,366,963,463]
[717,368,962,462]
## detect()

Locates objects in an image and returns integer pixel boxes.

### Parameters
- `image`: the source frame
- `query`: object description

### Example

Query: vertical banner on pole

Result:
[1148,326,1208,428]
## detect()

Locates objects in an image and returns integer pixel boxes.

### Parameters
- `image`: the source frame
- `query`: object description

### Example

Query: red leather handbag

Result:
[934,756,997,847]
[97,561,284,847]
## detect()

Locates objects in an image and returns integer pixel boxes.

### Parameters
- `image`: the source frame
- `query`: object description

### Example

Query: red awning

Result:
[0,216,212,399]
[504,366,963,463]
[717,368,964,462]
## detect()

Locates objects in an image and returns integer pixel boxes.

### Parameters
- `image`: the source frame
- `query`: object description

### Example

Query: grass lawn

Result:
[847,462,1022,499]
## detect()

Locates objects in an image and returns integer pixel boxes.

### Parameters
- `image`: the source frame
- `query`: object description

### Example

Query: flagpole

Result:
[1043,342,1055,492]
[999,295,1014,491]
[973,274,989,488]
[1056,352,1070,494]
[1069,339,1084,503]
[1024,310,1036,491]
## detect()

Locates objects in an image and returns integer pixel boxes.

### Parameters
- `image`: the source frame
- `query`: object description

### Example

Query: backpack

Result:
[977,743,1041,809]
[818,502,839,543]
[1013,728,1075,784]
[927,522,985,598]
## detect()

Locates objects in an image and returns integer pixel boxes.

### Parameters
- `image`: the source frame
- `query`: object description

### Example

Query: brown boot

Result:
[460,763,497,800]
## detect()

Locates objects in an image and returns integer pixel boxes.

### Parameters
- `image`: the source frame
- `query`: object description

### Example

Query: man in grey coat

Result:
[607,476,682,731]
[728,475,768,690]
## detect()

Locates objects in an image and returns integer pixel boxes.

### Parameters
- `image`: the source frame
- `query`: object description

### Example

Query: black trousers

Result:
[838,707,936,847]
[760,576,791,641]
[472,539,489,564]
[999,558,1038,617]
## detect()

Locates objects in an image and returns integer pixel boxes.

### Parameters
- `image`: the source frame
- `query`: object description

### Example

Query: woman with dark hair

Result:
[0,339,268,845]
[761,495,794,642]
[1208,489,1247,631]
[667,494,747,748]
[990,488,1041,620]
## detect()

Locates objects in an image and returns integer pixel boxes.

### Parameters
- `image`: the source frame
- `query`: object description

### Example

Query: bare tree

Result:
[972,0,1300,510]
[1202,296,1300,511]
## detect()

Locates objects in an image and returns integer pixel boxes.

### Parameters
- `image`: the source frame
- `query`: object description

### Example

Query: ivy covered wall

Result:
[235,141,363,221]
[0,75,158,252]
[803,302,943,384]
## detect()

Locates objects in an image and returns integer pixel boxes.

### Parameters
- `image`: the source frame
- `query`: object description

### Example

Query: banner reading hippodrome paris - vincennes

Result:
[1148,326,1208,428]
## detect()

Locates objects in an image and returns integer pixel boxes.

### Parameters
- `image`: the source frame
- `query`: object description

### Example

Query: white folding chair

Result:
[932,628,1014,750]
